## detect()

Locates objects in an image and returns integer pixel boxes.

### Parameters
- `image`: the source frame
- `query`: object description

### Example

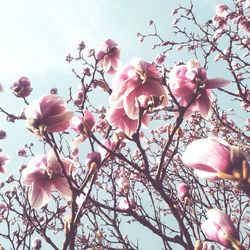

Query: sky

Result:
[0,0,226,249]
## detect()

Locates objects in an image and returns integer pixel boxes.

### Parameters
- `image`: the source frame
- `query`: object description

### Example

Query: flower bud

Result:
[10,77,33,98]
[31,238,42,250]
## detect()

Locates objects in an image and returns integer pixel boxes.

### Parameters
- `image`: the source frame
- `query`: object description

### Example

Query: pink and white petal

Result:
[205,78,230,89]
[196,91,212,118]
[106,106,138,136]
[39,95,66,117]
[0,166,6,174]
[47,150,59,172]
[207,209,239,240]
[27,154,47,169]
[45,111,73,132]
[61,157,77,176]
[24,100,41,119]
[52,177,72,200]
[194,169,218,180]
[29,181,52,208]
[83,109,96,129]
[169,65,188,80]
[21,168,46,186]
[182,138,231,173]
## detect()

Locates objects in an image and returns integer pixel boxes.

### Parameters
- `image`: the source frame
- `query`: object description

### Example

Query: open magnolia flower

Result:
[107,58,168,136]
[182,137,247,180]
[169,59,230,118]
[25,94,73,137]
[96,39,121,74]
[21,150,76,209]
[201,209,241,248]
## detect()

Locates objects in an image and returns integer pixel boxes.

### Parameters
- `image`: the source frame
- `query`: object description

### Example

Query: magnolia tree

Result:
[0,0,249,249]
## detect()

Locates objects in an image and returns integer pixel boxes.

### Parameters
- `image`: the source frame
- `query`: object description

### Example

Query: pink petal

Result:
[106,106,139,136]
[46,150,59,172]
[196,90,213,118]
[52,177,72,199]
[182,138,231,173]
[45,111,73,132]
[205,78,230,89]
[124,81,167,120]
[29,181,52,208]
[39,95,66,117]
[21,168,46,186]
[25,100,41,120]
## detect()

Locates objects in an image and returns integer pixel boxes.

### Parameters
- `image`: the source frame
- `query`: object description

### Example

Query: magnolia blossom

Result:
[215,4,229,17]
[70,110,95,136]
[182,137,245,180]
[0,153,10,174]
[117,177,130,194]
[177,183,189,200]
[0,129,6,140]
[0,203,7,220]
[169,59,230,118]
[25,94,73,137]
[21,150,76,209]
[85,151,102,172]
[96,39,121,74]
[107,58,168,136]
[10,76,33,98]
[117,197,137,211]
[201,209,239,248]
[31,238,42,250]
[154,54,166,64]
[98,139,117,160]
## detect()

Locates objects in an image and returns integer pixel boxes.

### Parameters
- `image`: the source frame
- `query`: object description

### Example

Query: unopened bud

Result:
[194,239,203,250]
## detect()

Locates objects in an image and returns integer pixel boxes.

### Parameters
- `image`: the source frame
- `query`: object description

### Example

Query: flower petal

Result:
[52,177,72,200]
[29,181,52,208]
[205,78,230,89]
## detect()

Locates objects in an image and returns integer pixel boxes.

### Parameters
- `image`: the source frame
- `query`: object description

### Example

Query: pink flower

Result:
[117,177,130,194]
[177,183,189,200]
[169,60,230,118]
[25,94,73,137]
[98,139,117,160]
[70,109,95,136]
[0,153,10,174]
[17,148,28,157]
[201,209,239,248]
[0,129,6,140]
[107,58,168,136]
[182,137,245,180]
[215,4,229,18]
[21,150,76,208]
[31,238,42,250]
[10,76,33,98]
[0,203,7,220]
[107,105,150,136]
[117,197,137,211]
[154,54,166,64]
[85,151,102,172]
[96,39,121,74]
